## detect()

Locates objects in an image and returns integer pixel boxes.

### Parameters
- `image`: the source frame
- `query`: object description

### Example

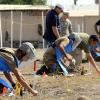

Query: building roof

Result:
[0,5,99,17]
[69,10,99,17]
[64,5,99,17]
[0,5,50,11]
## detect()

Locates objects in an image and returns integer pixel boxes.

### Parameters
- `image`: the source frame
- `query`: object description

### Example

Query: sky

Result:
[47,0,95,6]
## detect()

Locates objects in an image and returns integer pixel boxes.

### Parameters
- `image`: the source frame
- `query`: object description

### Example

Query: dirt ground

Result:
[0,49,100,100]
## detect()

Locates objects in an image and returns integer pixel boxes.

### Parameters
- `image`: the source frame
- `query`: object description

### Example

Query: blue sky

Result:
[47,0,95,6]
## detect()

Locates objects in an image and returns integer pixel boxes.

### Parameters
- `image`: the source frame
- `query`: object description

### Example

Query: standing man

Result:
[95,19,100,37]
[60,12,73,36]
[43,4,64,45]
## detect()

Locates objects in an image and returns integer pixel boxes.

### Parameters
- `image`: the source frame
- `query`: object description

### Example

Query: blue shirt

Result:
[0,56,20,73]
[43,9,60,43]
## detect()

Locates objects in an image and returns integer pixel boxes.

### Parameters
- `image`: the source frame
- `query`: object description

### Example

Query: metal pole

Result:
[82,17,84,32]
[78,24,80,33]
[42,11,45,48]
[11,11,13,48]
[82,23,84,32]
[74,21,77,32]
[20,11,22,47]
[0,12,2,48]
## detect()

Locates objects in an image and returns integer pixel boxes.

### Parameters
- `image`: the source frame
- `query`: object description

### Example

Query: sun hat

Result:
[19,42,36,59]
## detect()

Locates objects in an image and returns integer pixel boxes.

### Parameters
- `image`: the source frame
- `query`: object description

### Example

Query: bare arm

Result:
[12,68,38,96]
[52,26,60,39]
[58,40,72,61]
[86,53,100,72]
[4,72,15,88]
[68,22,73,34]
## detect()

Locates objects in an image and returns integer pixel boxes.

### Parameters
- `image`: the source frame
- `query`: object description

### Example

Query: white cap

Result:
[19,42,36,59]
[55,4,64,11]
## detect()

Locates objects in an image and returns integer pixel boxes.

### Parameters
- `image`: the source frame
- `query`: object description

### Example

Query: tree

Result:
[0,0,46,5]
[0,0,14,4]
[32,0,46,5]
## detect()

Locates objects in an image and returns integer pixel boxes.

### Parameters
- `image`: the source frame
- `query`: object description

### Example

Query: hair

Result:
[15,49,26,60]
[89,35,99,42]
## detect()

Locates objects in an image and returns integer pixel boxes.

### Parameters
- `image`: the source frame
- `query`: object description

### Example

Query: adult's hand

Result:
[32,90,38,96]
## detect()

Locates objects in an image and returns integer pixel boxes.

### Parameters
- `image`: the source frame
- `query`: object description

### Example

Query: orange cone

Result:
[34,61,37,72]
[2,87,7,94]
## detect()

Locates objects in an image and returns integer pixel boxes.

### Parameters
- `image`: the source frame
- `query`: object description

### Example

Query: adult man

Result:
[43,4,64,45]
[69,33,100,73]
[0,42,38,96]
[95,19,100,37]
[37,34,82,75]
[60,12,73,36]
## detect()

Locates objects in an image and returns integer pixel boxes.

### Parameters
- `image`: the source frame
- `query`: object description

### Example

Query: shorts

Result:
[43,54,56,67]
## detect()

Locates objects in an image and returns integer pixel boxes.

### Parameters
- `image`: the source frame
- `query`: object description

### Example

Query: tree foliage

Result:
[0,0,46,5]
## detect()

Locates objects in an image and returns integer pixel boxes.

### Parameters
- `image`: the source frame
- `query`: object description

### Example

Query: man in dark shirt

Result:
[43,4,64,45]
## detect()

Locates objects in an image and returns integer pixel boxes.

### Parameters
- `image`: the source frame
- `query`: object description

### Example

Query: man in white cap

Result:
[43,4,64,46]
[0,42,38,96]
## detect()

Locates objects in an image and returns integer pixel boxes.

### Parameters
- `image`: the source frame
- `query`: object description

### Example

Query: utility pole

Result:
[74,0,78,5]
[95,0,100,16]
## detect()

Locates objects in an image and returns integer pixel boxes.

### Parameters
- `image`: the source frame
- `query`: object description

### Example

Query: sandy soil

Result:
[0,49,100,100]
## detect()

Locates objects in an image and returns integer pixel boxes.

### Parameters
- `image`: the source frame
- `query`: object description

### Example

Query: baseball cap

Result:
[68,32,82,51]
[55,4,64,11]
[19,42,36,59]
